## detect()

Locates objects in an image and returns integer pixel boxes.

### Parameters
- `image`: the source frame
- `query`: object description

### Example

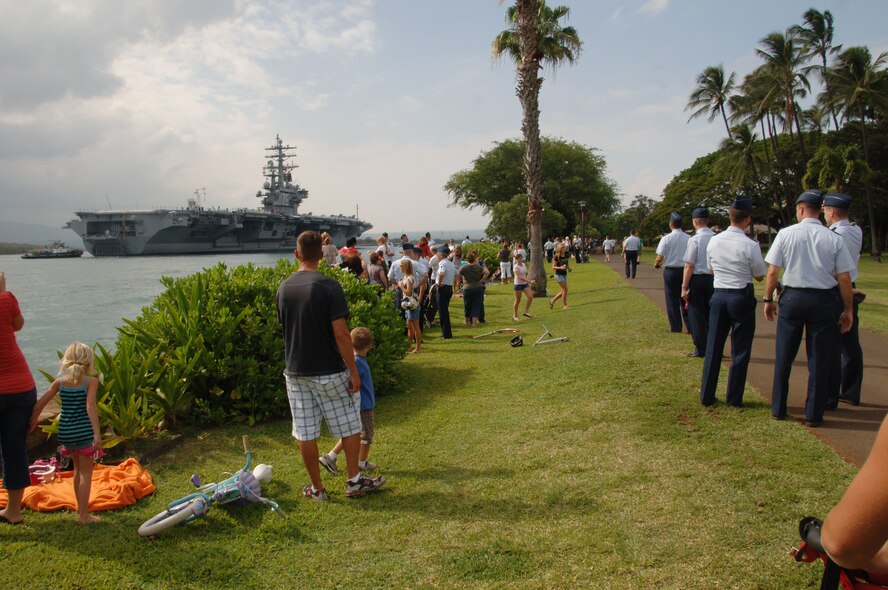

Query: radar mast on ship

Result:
[259,135,308,216]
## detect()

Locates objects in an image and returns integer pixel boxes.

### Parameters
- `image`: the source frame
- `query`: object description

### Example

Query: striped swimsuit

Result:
[58,378,94,450]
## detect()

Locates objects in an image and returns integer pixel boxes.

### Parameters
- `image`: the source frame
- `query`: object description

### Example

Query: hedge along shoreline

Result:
[38,258,405,446]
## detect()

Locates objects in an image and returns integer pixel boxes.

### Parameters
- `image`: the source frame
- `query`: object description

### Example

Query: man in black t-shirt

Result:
[277,231,385,500]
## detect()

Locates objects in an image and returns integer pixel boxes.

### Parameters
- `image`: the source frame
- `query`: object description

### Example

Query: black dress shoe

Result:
[838,396,859,406]
[805,419,824,428]
[686,352,703,358]
[772,414,787,421]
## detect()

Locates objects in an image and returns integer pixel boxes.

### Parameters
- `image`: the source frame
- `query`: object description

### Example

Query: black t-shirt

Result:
[276,270,350,376]
[498,248,510,262]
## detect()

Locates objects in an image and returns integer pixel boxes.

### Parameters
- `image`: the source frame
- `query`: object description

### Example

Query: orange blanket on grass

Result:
[0,458,156,512]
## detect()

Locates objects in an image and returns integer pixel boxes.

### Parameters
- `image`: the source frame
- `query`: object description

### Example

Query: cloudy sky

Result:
[1,0,886,237]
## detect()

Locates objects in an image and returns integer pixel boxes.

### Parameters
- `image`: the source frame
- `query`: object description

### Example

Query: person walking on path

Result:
[623,231,642,279]
[511,253,534,321]
[823,193,865,408]
[682,208,715,357]
[764,190,855,427]
[602,235,616,263]
[435,245,455,339]
[699,198,766,407]
[0,271,36,526]
[654,213,691,333]
[277,231,385,500]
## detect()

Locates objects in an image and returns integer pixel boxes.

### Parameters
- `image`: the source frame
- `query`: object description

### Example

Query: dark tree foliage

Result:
[445,137,619,231]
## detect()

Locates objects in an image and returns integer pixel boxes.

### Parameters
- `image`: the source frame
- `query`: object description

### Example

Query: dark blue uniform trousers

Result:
[827,297,863,406]
[700,288,756,406]
[436,285,453,339]
[771,287,843,422]
[663,267,687,333]
[625,251,638,278]
[688,274,714,355]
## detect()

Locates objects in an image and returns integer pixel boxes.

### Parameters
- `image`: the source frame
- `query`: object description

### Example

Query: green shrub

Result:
[464,242,502,272]
[117,259,404,427]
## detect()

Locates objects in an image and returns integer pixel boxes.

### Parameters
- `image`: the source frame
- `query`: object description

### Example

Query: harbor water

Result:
[1,252,294,387]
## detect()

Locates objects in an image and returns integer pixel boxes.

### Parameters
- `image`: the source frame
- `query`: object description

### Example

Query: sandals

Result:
[523,313,533,318]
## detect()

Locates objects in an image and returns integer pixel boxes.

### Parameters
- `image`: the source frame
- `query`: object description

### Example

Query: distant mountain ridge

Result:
[0,220,84,248]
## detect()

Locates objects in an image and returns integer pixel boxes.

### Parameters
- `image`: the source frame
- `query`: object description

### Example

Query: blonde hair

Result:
[351,326,373,351]
[400,258,414,275]
[321,232,332,246]
[59,342,94,384]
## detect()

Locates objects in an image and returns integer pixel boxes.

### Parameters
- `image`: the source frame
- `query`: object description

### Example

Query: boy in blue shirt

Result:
[320,327,379,473]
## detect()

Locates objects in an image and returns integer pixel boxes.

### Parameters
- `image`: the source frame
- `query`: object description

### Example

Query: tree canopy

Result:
[445,137,619,237]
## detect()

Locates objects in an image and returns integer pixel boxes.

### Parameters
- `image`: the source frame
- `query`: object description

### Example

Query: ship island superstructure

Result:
[66,136,372,256]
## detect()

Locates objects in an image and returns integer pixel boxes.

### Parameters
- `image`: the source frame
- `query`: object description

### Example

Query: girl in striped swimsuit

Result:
[30,342,103,525]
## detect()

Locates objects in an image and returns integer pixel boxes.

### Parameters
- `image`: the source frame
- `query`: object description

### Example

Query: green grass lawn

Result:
[857,257,888,337]
[1,261,858,589]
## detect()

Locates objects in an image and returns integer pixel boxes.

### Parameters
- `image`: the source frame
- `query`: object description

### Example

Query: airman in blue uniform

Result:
[655,213,691,333]
[700,198,766,406]
[823,193,864,407]
[764,190,855,427]
[682,207,715,358]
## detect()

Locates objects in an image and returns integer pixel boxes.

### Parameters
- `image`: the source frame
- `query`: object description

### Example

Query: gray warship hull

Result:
[67,209,369,257]
[66,136,372,257]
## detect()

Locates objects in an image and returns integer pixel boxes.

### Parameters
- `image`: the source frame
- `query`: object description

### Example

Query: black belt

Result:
[665,266,683,270]
[715,285,753,293]
[784,286,839,293]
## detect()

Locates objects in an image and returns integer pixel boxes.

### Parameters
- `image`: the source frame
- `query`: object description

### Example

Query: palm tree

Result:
[791,8,841,129]
[686,65,736,137]
[824,46,888,261]
[755,31,811,162]
[493,0,582,294]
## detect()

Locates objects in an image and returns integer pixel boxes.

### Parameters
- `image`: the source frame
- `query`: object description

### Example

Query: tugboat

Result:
[65,135,372,256]
[21,241,84,259]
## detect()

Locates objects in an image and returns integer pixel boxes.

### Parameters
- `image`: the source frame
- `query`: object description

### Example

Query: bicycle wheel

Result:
[137,497,208,537]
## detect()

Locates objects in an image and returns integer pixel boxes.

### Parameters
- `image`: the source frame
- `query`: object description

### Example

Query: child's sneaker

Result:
[303,485,329,501]
[319,454,339,474]
[345,475,386,498]
[359,460,378,472]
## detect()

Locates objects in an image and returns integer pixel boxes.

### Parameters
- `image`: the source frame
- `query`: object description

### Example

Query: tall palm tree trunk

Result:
[515,0,548,294]
[858,111,882,262]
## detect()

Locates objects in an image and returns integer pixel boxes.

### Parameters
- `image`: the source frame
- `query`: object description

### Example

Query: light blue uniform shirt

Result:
[764,218,855,289]
[623,236,641,252]
[436,257,456,286]
[683,227,715,274]
[830,220,863,282]
[706,226,767,289]
[656,229,691,267]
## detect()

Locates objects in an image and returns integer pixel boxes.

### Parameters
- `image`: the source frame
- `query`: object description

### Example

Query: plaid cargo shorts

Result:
[284,370,361,441]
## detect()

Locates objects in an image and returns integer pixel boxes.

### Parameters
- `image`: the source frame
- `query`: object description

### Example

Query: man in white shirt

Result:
[602,236,616,263]
[462,236,472,247]
[700,198,767,407]
[435,246,456,339]
[682,208,716,357]
[622,231,642,278]
[823,192,865,407]
[654,213,691,333]
[764,190,855,427]
[544,239,555,263]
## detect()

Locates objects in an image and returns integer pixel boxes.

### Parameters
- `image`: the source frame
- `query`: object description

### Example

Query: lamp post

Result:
[578,201,587,263]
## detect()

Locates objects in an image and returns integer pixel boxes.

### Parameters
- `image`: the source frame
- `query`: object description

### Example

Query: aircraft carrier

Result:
[66,136,372,256]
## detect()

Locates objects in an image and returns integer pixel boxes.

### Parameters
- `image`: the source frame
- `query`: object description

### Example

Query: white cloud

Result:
[639,0,670,15]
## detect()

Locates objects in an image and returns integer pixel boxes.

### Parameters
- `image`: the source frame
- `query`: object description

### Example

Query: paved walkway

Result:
[600,254,888,466]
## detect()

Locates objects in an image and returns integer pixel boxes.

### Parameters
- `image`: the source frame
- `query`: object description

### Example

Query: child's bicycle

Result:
[137,436,286,537]
[791,516,888,589]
